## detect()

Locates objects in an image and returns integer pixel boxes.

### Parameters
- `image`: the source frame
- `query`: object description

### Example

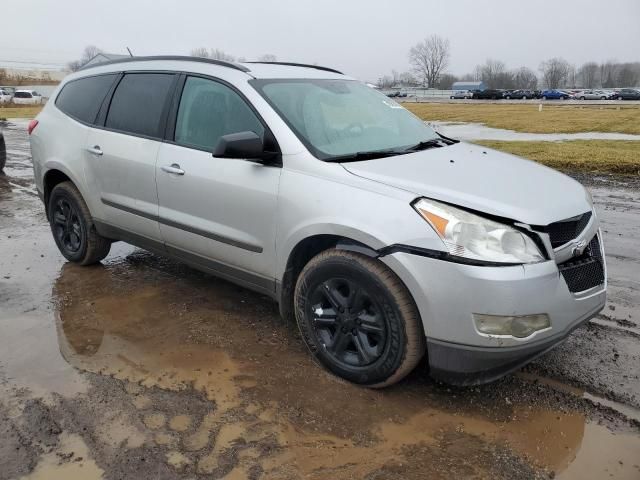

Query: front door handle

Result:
[86,145,103,156]
[161,163,185,175]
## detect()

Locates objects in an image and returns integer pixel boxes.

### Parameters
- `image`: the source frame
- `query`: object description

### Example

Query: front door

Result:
[156,75,281,293]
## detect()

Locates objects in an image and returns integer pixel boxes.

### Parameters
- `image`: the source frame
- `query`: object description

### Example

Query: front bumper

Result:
[381,248,606,385]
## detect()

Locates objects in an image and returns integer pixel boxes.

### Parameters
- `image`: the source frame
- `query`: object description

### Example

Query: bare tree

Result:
[539,57,570,88]
[258,54,277,62]
[617,63,639,87]
[408,35,450,88]
[600,60,618,88]
[436,73,458,89]
[190,48,236,62]
[190,47,210,58]
[578,62,599,88]
[209,49,236,62]
[478,59,508,88]
[67,45,103,72]
[513,67,538,90]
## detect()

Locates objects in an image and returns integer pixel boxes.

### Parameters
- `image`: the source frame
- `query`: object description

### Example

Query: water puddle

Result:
[429,121,640,142]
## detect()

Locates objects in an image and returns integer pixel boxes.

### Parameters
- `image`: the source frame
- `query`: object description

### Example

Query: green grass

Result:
[0,105,43,120]
[403,103,640,135]
[475,140,640,175]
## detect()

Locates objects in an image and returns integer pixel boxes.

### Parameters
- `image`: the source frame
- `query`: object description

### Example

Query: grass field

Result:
[403,103,640,135]
[0,105,43,120]
[475,140,640,175]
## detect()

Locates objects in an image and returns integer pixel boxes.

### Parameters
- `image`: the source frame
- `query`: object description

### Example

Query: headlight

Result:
[413,198,544,264]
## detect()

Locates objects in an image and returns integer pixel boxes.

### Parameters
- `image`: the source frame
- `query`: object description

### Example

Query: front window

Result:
[251,79,440,161]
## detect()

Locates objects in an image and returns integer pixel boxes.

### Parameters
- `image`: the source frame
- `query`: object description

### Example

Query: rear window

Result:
[15,92,32,98]
[56,74,117,124]
[105,73,175,138]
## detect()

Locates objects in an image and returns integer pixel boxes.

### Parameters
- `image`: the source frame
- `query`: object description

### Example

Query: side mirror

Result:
[213,131,267,162]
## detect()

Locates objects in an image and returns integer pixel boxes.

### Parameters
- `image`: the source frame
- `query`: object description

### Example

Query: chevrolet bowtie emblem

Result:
[572,239,588,257]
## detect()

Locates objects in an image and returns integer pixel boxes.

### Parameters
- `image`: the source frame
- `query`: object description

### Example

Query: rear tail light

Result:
[27,119,39,135]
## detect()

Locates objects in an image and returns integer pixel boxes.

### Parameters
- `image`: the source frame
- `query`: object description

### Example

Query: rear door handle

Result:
[86,145,103,156]
[161,163,185,175]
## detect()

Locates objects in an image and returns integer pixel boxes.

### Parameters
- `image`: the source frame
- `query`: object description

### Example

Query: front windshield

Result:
[251,79,439,160]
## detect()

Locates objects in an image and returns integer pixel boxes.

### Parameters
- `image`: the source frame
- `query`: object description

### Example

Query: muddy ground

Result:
[1,119,639,480]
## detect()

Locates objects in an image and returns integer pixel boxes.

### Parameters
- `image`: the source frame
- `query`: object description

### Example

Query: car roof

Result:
[74,55,350,81]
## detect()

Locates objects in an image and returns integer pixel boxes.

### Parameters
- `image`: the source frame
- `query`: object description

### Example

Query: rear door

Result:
[155,75,281,292]
[85,72,177,242]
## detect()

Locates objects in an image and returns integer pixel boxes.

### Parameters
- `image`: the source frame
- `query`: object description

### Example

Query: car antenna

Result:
[126,47,134,57]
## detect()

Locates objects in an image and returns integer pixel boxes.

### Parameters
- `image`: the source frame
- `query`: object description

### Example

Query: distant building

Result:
[83,53,130,67]
[452,81,485,91]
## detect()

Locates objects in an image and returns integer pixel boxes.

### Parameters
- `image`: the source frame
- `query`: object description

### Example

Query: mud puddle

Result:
[1,119,640,479]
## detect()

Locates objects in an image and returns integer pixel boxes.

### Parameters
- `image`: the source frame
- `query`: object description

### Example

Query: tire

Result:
[617,96,623,101]
[580,96,585,100]
[0,133,6,171]
[600,96,606,100]
[505,96,511,99]
[522,96,527,100]
[294,249,426,388]
[542,96,547,100]
[48,181,111,265]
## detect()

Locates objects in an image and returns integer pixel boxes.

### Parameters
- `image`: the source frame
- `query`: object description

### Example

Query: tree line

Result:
[66,46,278,71]
[378,35,640,90]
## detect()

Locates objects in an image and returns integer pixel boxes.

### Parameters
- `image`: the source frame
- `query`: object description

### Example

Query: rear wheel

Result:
[48,182,111,265]
[294,249,425,388]
[542,96,547,100]
[617,96,624,100]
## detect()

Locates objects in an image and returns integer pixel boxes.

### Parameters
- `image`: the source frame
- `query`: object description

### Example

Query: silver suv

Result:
[30,56,606,387]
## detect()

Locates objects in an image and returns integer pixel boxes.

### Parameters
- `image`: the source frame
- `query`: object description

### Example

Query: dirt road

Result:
[1,119,639,479]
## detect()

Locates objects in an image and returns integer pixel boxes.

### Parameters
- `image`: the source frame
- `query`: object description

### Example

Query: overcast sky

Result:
[1,0,638,81]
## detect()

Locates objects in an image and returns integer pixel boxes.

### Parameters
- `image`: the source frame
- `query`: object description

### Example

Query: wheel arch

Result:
[277,233,380,324]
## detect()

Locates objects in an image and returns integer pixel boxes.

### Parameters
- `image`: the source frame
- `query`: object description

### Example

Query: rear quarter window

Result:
[15,92,31,98]
[105,73,175,138]
[56,75,118,124]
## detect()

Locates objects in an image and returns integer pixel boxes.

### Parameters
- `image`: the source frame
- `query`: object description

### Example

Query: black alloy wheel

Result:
[52,197,84,255]
[294,249,425,388]
[308,277,387,367]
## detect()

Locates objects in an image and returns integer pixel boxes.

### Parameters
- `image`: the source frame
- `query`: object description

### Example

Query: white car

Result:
[13,90,43,105]
[0,89,13,104]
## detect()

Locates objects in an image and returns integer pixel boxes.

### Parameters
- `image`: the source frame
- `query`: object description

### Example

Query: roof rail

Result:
[245,61,343,75]
[79,55,251,73]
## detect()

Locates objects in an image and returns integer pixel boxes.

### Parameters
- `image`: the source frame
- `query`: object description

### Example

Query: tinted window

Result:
[174,76,264,152]
[15,92,31,98]
[55,75,116,124]
[106,73,175,138]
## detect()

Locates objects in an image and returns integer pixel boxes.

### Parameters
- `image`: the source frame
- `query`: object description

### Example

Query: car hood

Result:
[341,142,591,226]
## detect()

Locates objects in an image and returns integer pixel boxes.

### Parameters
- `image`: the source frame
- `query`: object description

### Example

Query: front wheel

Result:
[294,249,426,388]
[48,182,111,265]
[617,96,624,100]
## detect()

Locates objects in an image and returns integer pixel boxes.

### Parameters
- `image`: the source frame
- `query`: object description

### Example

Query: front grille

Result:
[558,235,604,293]
[547,212,592,248]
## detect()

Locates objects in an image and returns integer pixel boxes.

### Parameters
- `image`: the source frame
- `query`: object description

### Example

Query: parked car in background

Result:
[610,88,640,100]
[540,89,570,100]
[504,90,536,99]
[450,90,472,99]
[471,89,504,99]
[386,91,407,98]
[29,56,607,387]
[0,89,13,104]
[13,90,43,105]
[577,90,609,100]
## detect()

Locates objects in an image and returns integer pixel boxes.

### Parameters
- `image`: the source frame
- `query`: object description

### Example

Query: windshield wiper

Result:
[324,149,403,163]
[403,139,446,152]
